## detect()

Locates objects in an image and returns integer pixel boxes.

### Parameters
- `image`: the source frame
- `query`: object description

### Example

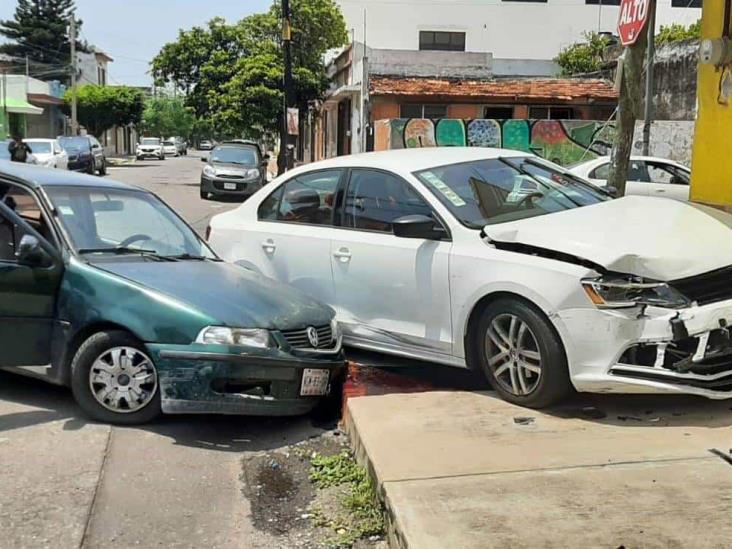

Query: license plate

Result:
[300,369,329,396]
[224,183,237,190]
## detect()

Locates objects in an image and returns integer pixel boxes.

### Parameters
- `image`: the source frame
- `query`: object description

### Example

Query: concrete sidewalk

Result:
[345,391,732,548]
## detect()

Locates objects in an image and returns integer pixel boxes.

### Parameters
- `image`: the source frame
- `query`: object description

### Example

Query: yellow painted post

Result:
[690,1,732,206]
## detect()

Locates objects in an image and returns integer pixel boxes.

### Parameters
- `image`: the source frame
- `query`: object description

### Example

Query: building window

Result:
[529,106,575,120]
[585,0,621,5]
[419,31,466,52]
[671,0,701,6]
[400,104,448,119]
[483,106,514,119]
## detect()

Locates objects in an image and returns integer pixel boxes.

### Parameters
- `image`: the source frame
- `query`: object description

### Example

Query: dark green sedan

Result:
[0,161,345,424]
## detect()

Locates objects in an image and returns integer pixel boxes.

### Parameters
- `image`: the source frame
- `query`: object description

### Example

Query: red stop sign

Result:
[618,0,650,46]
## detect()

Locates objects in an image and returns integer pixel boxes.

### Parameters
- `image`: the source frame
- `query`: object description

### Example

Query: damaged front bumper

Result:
[557,300,732,399]
[146,343,346,416]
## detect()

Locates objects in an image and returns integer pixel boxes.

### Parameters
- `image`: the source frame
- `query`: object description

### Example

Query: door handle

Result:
[333,248,352,262]
[655,189,666,193]
[261,240,276,254]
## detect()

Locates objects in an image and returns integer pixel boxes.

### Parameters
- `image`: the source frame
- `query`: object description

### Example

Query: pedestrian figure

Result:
[7,134,30,163]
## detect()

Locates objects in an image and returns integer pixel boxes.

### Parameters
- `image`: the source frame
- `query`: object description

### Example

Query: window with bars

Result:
[418,31,466,52]
[529,107,576,120]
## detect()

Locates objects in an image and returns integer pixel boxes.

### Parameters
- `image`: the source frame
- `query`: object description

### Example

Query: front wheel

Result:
[98,160,107,176]
[70,330,162,424]
[474,298,572,408]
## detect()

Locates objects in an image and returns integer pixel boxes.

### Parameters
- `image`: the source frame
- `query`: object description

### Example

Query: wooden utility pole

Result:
[280,0,295,174]
[608,0,652,197]
[69,12,78,136]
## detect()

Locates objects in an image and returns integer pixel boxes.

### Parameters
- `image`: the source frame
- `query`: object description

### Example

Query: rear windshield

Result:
[211,145,259,166]
[26,141,52,154]
[59,136,89,149]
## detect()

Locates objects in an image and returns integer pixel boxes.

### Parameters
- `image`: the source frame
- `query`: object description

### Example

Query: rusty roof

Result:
[369,76,618,103]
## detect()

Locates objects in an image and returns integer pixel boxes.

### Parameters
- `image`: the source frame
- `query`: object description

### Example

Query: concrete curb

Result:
[343,400,407,549]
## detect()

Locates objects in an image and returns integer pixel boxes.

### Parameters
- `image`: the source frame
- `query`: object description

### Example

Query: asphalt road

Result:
[0,154,321,549]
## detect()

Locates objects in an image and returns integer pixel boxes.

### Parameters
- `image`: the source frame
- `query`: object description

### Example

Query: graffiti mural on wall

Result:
[374,118,616,166]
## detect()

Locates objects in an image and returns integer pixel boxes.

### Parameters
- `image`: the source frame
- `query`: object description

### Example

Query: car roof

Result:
[285,147,528,177]
[0,160,141,191]
[573,155,688,167]
[24,138,55,142]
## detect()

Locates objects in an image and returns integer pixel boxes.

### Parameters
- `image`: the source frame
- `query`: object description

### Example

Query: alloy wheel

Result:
[88,346,158,414]
[484,313,543,396]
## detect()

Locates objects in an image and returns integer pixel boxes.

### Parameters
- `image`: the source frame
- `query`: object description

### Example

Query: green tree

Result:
[554,32,610,77]
[141,97,196,138]
[0,0,88,76]
[151,0,347,139]
[63,85,144,137]
[656,20,701,46]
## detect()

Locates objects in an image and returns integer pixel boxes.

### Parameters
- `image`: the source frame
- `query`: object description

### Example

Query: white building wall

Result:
[338,0,701,60]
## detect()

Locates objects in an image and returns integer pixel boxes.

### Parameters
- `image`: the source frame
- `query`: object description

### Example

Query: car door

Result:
[53,140,68,170]
[232,169,345,306]
[0,184,64,368]
[644,161,690,201]
[90,137,103,168]
[331,168,453,355]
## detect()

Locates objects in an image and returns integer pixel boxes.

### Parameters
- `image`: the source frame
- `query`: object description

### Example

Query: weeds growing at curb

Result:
[309,450,385,546]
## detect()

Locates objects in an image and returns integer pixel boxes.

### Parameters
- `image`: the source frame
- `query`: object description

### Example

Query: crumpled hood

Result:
[483,196,732,281]
[94,260,334,330]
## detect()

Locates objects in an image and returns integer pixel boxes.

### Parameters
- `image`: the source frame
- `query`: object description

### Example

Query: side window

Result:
[628,161,650,183]
[590,163,610,180]
[276,170,342,226]
[0,185,56,261]
[343,169,432,233]
[258,186,284,221]
[647,162,689,186]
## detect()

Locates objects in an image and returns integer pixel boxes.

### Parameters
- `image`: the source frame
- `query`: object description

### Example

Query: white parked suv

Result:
[208,148,732,408]
[136,137,165,161]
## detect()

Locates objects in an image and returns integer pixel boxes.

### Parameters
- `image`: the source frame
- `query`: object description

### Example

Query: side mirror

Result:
[392,214,445,240]
[605,186,619,198]
[16,234,51,267]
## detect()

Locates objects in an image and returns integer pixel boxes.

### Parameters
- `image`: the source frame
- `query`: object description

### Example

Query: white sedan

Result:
[570,156,691,201]
[24,138,68,169]
[208,148,732,407]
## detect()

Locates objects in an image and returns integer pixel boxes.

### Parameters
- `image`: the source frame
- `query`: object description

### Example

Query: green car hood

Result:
[94,260,334,330]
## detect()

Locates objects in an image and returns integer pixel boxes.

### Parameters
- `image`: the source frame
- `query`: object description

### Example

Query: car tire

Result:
[474,298,572,409]
[200,190,209,200]
[98,160,107,176]
[70,330,162,425]
[86,162,95,175]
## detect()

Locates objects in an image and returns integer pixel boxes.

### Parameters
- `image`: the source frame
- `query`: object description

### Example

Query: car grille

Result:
[280,325,334,350]
[218,174,244,180]
[671,266,732,306]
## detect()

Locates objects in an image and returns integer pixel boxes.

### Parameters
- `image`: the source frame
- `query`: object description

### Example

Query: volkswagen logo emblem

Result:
[306,326,319,348]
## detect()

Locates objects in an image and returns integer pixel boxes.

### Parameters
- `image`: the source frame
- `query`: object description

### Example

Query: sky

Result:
[0,0,273,86]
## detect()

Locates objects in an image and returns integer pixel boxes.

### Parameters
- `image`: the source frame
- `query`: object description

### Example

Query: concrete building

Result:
[337,0,701,61]
[76,50,113,87]
[302,0,702,162]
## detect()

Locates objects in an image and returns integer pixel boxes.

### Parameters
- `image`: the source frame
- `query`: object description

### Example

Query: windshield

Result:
[414,156,610,228]
[141,138,161,145]
[163,141,175,146]
[45,186,217,259]
[211,145,258,166]
[59,136,89,150]
[26,141,52,154]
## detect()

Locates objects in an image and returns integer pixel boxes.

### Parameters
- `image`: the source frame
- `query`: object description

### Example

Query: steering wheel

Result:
[119,234,153,248]
[516,191,545,209]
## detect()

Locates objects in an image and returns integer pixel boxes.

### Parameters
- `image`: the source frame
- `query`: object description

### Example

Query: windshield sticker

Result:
[421,171,466,207]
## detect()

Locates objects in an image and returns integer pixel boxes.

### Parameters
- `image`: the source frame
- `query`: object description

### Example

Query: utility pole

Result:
[607,0,652,197]
[642,1,656,156]
[280,0,295,174]
[360,8,368,153]
[1,70,7,139]
[69,12,78,136]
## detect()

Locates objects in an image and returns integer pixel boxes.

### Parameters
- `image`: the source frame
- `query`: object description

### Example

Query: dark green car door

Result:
[0,197,64,367]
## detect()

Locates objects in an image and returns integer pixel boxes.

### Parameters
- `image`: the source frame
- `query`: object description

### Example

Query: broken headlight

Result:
[582,275,690,309]
[196,327,272,348]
